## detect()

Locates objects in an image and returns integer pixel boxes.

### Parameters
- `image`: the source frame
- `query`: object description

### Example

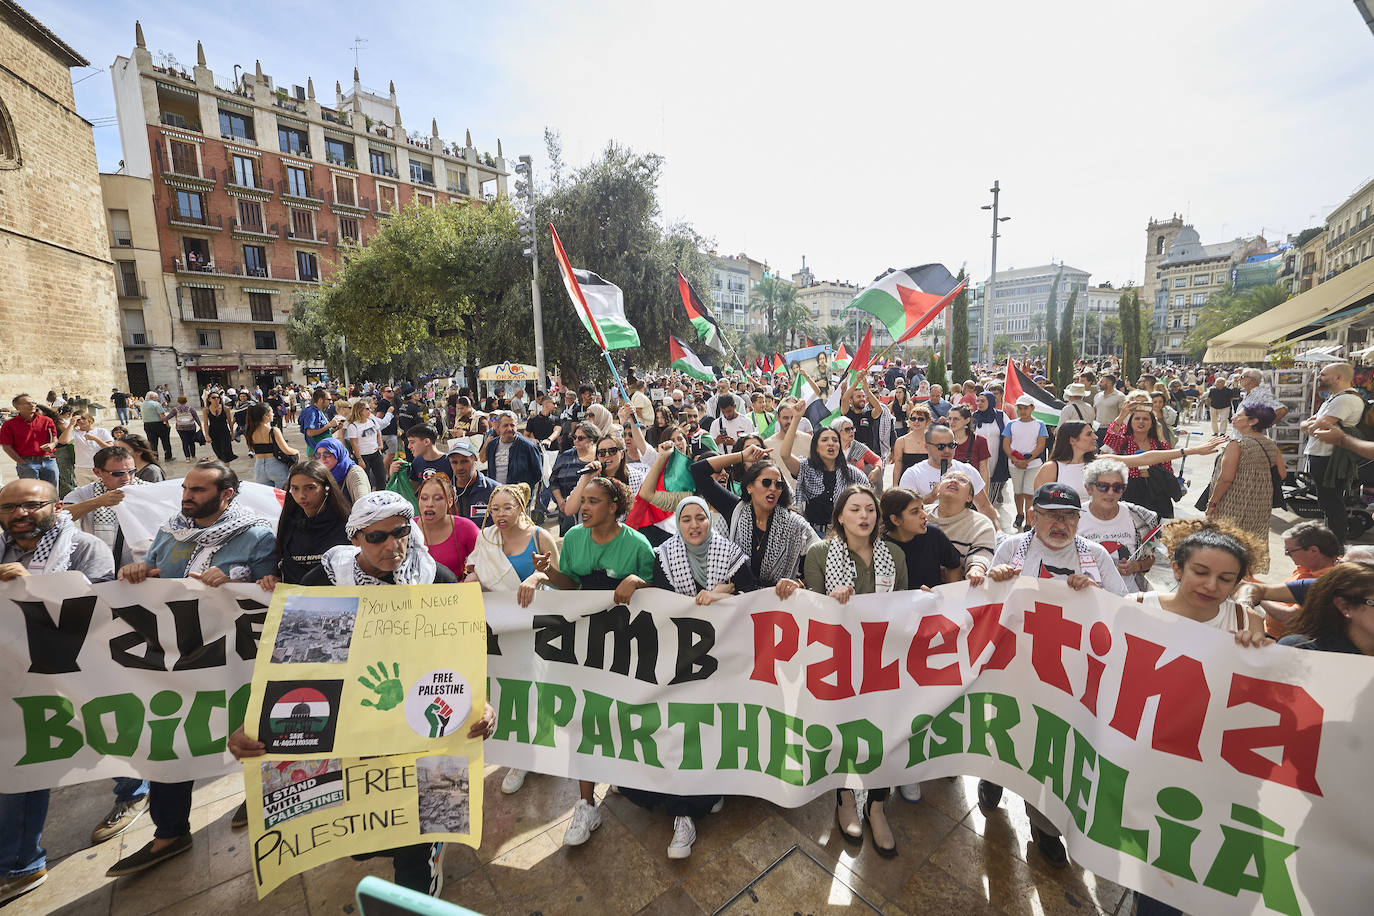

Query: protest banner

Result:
[113,479,284,562]
[0,574,264,790]
[484,581,1374,916]
[242,584,487,896]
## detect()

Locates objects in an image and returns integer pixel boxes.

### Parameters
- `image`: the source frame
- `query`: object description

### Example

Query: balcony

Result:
[225,175,275,201]
[325,154,358,169]
[166,207,224,231]
[284,227,334,246]
[327,189,371,214]
[371,164,399,179]
[239,262,272,279]
[279,143,312,159]
[127,333,151,347]
[230,219,277,241]
[159,160,219,192]
[280,185,325,208]
[320,108,350,127]
[272,95,306,115]
[112,233,133,247]
[177,302,287,325]
[173,255,219,273]
[118,279,148,299]
[159,112,201,133]
[411,174,436,188]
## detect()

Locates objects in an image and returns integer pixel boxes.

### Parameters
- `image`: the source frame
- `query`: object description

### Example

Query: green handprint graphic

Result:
[358,660,404,711]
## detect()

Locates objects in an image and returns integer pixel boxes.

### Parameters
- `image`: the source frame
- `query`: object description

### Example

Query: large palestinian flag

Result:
[844,264,965,343]
[670,334,714,382]
[550,222,640,350]
[677,269,724,354]
[1002,357,1065,427]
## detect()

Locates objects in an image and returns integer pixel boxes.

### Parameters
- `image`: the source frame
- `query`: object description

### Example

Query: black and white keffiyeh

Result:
[794,460,867,507]
[13,509,79,573]
[728,500,814,586]
[823,535,896,594]
[161,499,271,575]
[323,491,437,584]
[90,475,143,531]
[656,498,746,596]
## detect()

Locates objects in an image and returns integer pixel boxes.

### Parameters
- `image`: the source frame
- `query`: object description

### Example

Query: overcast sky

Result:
[42,0,1374,289]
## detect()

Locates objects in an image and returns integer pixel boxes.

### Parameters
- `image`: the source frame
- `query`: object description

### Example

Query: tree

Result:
[820,324,847,350]
[926,352,949,391]
[1030,314,1045,344]
[950,268,970,384]
[1043,270,1061,375]
[993,334,1015,361]
[775,298,814,350]
[1120,287,1142,383]
[1183,283,1290,361]
[751,275,794,345]
[1055,287,1077,391]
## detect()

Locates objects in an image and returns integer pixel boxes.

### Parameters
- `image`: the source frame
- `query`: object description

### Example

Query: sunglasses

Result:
[1092,482,1126,494]
[931,442,957,451]
[597,447,622,457]
[754,478,783,489]
[102,469,135,478]
[362,524,410,544]
[572,435,590,442]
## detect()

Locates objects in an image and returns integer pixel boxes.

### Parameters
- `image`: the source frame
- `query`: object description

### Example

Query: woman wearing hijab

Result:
[313,436,370,506]
[651,497,757,601]
[973,392,1010,504]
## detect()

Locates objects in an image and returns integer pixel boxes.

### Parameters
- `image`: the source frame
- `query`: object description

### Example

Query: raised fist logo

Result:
[424,696,453,737]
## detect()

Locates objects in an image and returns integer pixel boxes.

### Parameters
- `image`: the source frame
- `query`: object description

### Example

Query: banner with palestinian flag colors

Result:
[550,222,640,351]
[669,334,715,382]
[676,269,724,354]
[843,264,965,343]
[1003,357,1064,426]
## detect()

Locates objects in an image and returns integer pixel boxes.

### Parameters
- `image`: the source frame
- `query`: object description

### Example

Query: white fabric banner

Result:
[113,479,284,560]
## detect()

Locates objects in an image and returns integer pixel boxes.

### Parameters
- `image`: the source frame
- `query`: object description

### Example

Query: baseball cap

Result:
[447,439,477,458]
[1015,394,1034,407]
[1032,483,1081,511]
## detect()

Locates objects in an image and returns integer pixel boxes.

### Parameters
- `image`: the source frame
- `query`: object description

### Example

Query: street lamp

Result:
[980,180,1011,367]
[513,155,546,390]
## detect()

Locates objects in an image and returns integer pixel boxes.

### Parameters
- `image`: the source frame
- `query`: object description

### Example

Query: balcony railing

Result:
[279,143,312,158]
[411,174,436,187]
[166,207,224,229]
[127,333,150,347]
[112,233,133,247]
[320,108,350,126]
[327,190,371,211]
[118,279,148,299]
[281,185,324,203]
[231,218,274,237]
[174,255,218,273]
[284,228,334,245]
[159,113,202,132]
[272,96,306,114]
[325,154,358,169]
[371,164,399,179]
[226,175,276,195]
[238,262,272,279]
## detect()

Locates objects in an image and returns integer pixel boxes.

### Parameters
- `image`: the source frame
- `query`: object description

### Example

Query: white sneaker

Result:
[899,782,923,802]
[667,816,696,859]
[501,768,526,794]
[562,799,601,846]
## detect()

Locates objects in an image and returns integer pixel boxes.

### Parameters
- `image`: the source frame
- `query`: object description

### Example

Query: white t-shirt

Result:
[345,418,383,455]
[492,439,512,483]
[1076,504,1146,592]
[709,413,757,445]
[1003,418,1047,466]
[72,427,112,469]
[989,534,1127,595]
[1304,390,1365,457]
[1127,592,1244,633]
[900,457,985,497]
[630,390,654,425]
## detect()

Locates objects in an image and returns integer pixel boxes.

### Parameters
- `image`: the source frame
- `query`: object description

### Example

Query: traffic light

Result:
[514,155,534,259]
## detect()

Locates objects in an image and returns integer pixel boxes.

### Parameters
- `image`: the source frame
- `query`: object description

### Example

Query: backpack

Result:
[1339,388,1374,441]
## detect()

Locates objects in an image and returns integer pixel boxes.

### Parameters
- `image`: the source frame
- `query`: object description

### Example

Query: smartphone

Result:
[355,876,483,916]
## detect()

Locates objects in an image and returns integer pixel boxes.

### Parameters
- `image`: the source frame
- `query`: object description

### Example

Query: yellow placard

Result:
[243,584,485,896]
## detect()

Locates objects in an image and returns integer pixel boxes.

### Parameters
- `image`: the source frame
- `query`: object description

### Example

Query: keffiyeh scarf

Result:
[823,536,896,595]
[90,476,143,532]
[794,460,867,506]
[320,517,437,585]
[656,498,746,596]
[10,509,79,573]
[728,500,814,586]
[161,499,271,576]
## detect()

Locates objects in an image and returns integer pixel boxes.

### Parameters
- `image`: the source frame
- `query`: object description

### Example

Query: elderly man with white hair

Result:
[1235,367,1288,431]
[302,490,460,586]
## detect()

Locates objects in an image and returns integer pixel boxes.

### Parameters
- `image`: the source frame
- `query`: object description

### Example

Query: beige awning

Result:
[1203,259,1374,362]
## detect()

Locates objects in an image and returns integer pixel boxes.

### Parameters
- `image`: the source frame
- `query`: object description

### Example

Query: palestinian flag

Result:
[677,269,724,354]
[805,336,815,347]
[844,264,964,343]
[670,335,714,382]
[831,343,852,375]
[550,223,640,350]
[772,354,785,373]
[851,327,873,376]
[625,448,695,531]
[268,687,331,736]
[1003,357,1065,426]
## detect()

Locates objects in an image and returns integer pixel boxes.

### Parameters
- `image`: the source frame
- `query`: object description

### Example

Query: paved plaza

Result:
[11,413,1308,915]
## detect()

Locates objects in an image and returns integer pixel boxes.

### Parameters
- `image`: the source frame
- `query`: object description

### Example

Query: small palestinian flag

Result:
[625,448,695,532]
[268,687,331,736]
[844,264,964,342]
[832,343,852,375]
[1002,357,1065,426]
[851,327,873,376]
[772,353,785,373]
[677,269,724,354]
[670,335,714,382]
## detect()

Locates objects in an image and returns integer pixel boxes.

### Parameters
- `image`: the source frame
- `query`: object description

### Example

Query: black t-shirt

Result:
[559,403,591,449]
[845,409,878,451]
[804,469,839,527]
[1207,386,1238,409]
[300,561,458,586]
[884,367,904,390]
[375,397,393,426]
[397,401,425,435]
[527,412,556,444]
[884,530,961,589]
[112,392,129,408]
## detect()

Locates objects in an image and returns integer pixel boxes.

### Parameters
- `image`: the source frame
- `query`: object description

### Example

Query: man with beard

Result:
[973,482,1124,869]
[107,461,275,879]
[0,479,115,903]
[676,405,716,460]
[1300,361,1365,542]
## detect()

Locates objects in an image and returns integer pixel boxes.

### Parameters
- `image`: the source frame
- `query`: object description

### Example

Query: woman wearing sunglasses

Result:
[201,392,236,463]
[889,403,932,488]
[549,420,600,534]
[1075,458,1161,592]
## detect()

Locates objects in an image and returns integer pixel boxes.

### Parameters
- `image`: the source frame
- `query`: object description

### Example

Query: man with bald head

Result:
[1301,362,1364,541]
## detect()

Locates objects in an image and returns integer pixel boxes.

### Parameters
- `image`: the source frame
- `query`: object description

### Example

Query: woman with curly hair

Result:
[1125,518,1266,642]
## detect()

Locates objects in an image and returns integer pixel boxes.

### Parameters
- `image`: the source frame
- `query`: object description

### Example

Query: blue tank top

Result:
[507,536,538,580]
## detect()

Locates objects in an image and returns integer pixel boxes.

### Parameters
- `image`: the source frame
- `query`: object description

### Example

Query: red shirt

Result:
[425,516,480,573]
[0,413,57,457]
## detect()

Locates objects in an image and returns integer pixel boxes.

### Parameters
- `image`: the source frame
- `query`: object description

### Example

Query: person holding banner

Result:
[532,475,655,848]
[0,478,118,904]
[1124,518,1265,641]
[690,443,817,596]
[928,471,996,582]
[107,462,276,879]
[976,482,1126,868]
[802,485,906,856]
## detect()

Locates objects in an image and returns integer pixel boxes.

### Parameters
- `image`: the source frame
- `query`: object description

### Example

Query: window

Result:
[117,261,139,297]
[175,190,204,222]
[416,192,434,208]
[169,139,198,175]
[289,208,314,240]
[1191,292,1207,307]
[278,124,308,156]
[1172,315,1182,329]
[296,251,319,281]
[237,199,263,232]
[369,149,392,176]
[334,174,356,206]
[218,109,254,141]
[232,154,257,188]
[338,216,359,242]
[189,287,217,319]
[196,328,221,348]
[409,159,434,185]
[1173,277,1187,288]
[1173,294,1184,307]
[1193,274,1210,286]
[286,165,310,197]
[1155,236,1165,255]
[377,184,397,212]
[249,292,273,321]
[0,94,18,168]
[324,137,354,167]
[254,330,278,349]
[448,170,468,195]
[243,244,267,277]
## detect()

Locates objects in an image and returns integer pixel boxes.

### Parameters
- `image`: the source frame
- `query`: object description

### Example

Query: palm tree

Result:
[750,275,794,342]
[1030,313,1045,343]
[776,299,814,350]
[820,324,847,350]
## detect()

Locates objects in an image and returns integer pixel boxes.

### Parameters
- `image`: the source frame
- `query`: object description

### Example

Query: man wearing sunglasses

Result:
[63,445,145,568]
[1074,457,1159,593]
[899,424,1000,529]
[0,478,117,904]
